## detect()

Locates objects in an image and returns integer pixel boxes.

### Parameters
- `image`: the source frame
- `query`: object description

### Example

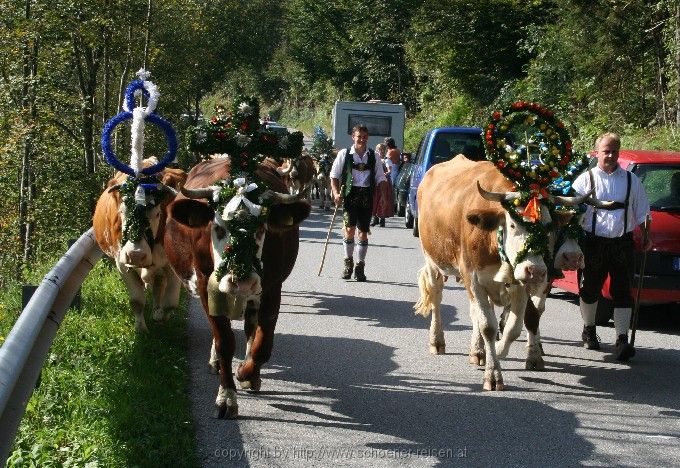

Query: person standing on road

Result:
[572,132,652,361]
[371,143,393,227]
[385,137,401,186]
[330,125,388,281]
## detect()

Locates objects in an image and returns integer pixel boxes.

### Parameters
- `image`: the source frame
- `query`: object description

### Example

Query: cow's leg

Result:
[157,266,181,322]
[151,271,167,322]
[208,338,219,374]
[496,284,527,358]
[207,315,238,419]
[524,293,546,370]
[236,289,279,391]
[118,266,148,332]
[243,299,259,363]
[414,261,445,354]
[470,276,503,391]
[468,302,485,366]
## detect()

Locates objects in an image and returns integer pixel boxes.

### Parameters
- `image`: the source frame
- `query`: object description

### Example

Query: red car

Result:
[552,150,680,323]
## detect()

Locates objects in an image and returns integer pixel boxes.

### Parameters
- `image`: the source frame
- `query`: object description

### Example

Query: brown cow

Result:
[93,160,187,332]
[277,153,316,196]
[164,157,310,418]
[414,155,592,390]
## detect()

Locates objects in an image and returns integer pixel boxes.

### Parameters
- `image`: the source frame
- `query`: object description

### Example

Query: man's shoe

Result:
[379,218,385,227]
[581,325,600,350]
[342,257,354,280]
[354,261,366,282]
[370,216,379,227]
[615,334,636,361]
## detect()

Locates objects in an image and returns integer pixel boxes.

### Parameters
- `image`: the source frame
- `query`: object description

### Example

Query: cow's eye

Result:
[509,223,516,229]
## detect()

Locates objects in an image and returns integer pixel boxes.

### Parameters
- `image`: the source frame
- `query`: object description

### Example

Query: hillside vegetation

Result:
[2,0,680,308]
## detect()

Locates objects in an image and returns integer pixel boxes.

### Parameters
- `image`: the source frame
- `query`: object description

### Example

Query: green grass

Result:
[1,260,198,468]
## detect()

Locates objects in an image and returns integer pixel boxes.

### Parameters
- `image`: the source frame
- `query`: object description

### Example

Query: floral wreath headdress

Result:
[484,102,589,267]
[187,96,305,282]
[101,68,178,246]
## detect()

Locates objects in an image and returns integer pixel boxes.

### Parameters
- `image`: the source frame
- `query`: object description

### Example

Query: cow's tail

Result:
[414,263,440,317]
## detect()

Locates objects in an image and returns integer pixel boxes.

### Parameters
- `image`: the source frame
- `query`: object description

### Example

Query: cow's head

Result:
[110,176,179,268]
[180,177,310,310]
[473,182,594,284]
[277,154,315,195]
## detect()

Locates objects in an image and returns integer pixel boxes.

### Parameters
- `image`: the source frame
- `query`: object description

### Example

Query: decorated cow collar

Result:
[100,69,177,246]
[188,96,305,282]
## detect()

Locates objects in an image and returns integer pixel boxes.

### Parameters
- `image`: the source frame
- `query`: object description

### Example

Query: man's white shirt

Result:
[572,165,650,238]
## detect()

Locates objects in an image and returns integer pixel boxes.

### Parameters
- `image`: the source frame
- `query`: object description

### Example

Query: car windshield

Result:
[431,133,484,165]
[633,164,680,211]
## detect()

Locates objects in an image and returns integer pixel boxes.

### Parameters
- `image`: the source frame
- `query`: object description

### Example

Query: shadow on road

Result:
[241,333,595,466]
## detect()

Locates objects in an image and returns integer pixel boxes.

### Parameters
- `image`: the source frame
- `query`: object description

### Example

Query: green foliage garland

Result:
[485,102,591,268]
[119,179,153,246]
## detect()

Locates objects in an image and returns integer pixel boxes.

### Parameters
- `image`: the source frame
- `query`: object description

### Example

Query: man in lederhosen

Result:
[572,132,652,361]
[330,125,388,281]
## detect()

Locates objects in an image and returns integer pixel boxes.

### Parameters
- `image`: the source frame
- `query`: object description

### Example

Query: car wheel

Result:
[405,207,414,229]
[413,217,419,237]
[595,298,614,325]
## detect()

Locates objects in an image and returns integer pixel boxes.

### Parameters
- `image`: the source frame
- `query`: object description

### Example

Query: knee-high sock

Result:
[343,238,354,259]
[579,299,597,327]
[357,239,368,262]
[614,307,632,337]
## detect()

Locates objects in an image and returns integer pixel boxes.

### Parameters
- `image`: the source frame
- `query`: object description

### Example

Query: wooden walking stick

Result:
[318,185,343,276]
[630,215,651,346]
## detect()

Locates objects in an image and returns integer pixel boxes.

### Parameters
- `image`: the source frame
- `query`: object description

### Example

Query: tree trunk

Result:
[143,0,152,69]
[115,24,133,154]
[17,0,39,280]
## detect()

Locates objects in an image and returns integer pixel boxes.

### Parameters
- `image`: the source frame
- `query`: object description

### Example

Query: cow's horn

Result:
[260,189,305,205]
[549,188,593,206]
[157,183,178,197]
[477,181,520,202]
[585,196,619,209]
[180,184,215,200]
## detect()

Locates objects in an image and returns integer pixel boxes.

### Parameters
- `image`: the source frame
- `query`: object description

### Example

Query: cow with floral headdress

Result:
[414,102,611,390]
[164,96,310,418]
[93,70,186,332]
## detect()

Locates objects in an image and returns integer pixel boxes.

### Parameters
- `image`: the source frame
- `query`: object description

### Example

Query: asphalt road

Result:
[187,206,680,467]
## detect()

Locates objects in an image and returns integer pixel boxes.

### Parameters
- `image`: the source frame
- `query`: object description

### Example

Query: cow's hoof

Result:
[525,357,545,371]
[239,377,262,392]
[483,379,505,391]
[214,404,238,419]
[208,362,220,374]
[429,344,446,355]
[469,354,485,366]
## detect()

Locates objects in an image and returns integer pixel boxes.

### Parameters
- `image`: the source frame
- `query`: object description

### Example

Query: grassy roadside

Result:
[0,260,198,467]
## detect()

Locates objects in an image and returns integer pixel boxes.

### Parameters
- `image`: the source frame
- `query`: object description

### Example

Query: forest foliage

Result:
[1,0,680,285]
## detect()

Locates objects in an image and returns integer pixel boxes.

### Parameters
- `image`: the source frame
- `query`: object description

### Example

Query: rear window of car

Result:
[431,133,484,165]
[633,164,680,210]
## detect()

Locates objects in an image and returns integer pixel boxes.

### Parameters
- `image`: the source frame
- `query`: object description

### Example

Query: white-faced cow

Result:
[93,160,187,332]
[164,157,310,418]
[414,155,595,390]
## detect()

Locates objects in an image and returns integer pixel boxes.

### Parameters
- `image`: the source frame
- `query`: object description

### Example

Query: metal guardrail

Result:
[0,228,102,464]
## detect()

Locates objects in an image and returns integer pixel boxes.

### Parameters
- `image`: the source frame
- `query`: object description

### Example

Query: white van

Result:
[331,100,406,151]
